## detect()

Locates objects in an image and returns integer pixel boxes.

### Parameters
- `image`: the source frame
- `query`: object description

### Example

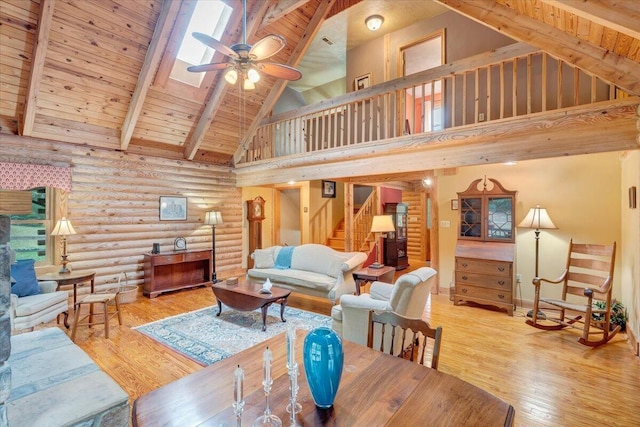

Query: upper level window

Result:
[170,0,233,87]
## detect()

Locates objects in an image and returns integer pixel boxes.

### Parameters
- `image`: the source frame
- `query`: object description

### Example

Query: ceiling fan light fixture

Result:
[243,78,255,90]
[224,67,238,84]
[247,66,260,83]
[366,15,384,31]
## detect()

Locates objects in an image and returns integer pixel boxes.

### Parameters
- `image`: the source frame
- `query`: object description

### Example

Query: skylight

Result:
[171,0,233,87]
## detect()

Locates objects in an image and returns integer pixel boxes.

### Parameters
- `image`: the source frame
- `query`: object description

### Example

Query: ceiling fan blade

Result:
[249,35,286,61]
[192,32,239,59]
[258,63,302,81]
[187,62,229,73]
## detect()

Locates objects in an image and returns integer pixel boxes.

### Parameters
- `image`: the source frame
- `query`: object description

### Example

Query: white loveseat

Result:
[247,244,367,303]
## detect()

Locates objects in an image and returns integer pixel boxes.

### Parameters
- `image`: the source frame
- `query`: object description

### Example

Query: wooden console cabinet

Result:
[143,249,212,298]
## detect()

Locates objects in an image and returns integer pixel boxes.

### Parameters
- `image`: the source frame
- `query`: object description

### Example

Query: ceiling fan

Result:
[187,0,302,89]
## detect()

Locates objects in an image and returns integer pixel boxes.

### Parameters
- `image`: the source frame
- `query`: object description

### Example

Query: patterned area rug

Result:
[133,304,331,366]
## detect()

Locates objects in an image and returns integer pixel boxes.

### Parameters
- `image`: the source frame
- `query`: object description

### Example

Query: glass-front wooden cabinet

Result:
[454,178,516,316]
[458,178,515,243]
[384,202,408,270]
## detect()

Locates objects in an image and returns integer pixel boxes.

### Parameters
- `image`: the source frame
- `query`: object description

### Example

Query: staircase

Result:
[326,220,346,251]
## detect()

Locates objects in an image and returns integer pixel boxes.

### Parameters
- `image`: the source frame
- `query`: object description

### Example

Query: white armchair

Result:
[10,281,70,331]
[331,267,437,346]
[8,248,69,331]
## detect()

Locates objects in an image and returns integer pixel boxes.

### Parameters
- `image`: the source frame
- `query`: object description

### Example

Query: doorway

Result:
[399,31,445,134]
[278,188,301,246]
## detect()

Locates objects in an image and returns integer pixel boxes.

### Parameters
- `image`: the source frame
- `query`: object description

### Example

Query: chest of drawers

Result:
[454,241,515,316]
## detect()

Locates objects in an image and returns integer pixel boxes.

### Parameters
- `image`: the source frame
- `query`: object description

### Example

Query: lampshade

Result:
[371,215,395,233]
[247,66,260,83]
[204,211,223,226]
[224,67,238,85]
[365,15,384,31]
[51,217,77,236]
[518,205,557,230]
[243,77,255,90]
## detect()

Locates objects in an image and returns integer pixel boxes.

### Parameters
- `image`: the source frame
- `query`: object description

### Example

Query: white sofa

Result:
[247,244,367,303]
[331,267,437,346]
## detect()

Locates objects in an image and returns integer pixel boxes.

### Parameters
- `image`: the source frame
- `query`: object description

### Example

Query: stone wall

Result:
[1,215,11,427]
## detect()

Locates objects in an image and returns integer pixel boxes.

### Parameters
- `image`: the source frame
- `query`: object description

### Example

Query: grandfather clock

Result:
[247,196,265,268]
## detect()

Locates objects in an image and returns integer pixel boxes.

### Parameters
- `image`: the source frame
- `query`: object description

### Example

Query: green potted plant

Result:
[592,299,627,331]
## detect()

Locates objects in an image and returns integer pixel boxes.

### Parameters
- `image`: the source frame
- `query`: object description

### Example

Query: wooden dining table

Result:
[132,330,515,426]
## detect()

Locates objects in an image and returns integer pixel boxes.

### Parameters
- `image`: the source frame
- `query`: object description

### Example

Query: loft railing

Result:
[239,43,623,164]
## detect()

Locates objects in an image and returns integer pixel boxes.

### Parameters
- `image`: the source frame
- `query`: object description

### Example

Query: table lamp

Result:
[205,211,223,283]
[370,215,395,268]
[51,217,77,274]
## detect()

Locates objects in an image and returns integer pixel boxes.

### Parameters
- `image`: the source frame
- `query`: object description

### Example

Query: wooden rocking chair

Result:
[526,239,619,347]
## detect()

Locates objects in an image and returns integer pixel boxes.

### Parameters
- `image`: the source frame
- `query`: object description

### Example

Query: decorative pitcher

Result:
[303,327,343,408]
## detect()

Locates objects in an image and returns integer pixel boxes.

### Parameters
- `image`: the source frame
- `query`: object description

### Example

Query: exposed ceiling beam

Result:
[434,0,640,96]
[21,0,55,137]
[233,0,338,164]
[541,0,640,40]
[260,0,312,29]
[120,0,181,151]
[184,0,271,160]
[234,98,640,186]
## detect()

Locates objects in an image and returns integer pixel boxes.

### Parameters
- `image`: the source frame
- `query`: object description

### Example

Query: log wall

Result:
[1,135,243,293]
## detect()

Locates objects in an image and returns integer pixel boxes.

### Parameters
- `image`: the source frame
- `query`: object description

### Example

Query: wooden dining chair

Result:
[526,239,618,347]
[367,310,443,369]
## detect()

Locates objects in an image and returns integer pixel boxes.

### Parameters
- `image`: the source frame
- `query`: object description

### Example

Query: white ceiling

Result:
[290,0,449,92]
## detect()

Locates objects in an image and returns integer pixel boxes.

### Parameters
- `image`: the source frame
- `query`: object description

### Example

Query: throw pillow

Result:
[10,259,42,297]
[253,248,275,269]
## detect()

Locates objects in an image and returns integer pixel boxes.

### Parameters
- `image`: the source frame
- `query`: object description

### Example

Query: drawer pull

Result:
[461,263,468,268]
[497,267,505,272]
[498,280,505,286]
[498,294,505,299]
[462,275,468,280]
[462,288,468,293]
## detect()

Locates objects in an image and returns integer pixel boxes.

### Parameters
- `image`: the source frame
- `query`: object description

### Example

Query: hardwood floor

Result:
[25,276,640,427]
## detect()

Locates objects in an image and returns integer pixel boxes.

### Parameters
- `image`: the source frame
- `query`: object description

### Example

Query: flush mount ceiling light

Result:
[365,15,384,31]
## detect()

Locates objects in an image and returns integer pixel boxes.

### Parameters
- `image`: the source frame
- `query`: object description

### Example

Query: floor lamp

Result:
[51,217,77,274]
[518,205,557,317]
[370,215,395,268]
[205,211,223,283]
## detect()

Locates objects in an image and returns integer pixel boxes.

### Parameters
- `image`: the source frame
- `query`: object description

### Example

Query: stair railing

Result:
[353,191,378,253]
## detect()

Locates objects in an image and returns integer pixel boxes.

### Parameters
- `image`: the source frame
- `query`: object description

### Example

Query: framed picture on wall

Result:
[159,196,187,221]
[354,73,372,90]
[322,180,336,198]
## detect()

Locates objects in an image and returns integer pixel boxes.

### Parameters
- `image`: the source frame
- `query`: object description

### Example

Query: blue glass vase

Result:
[303,327,344,408]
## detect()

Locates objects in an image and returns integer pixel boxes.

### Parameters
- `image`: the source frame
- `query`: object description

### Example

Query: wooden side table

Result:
[37,271,96,304]
[352,266,396,295]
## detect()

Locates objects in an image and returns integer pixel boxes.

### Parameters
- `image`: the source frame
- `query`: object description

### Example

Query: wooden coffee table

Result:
[211,279,291,331]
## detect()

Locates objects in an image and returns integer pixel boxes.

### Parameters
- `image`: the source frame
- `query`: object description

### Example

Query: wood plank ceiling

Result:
[1,0,638,173]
